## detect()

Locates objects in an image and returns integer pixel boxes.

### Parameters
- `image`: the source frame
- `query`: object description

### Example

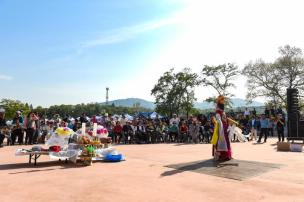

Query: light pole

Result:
[106,87,109,105]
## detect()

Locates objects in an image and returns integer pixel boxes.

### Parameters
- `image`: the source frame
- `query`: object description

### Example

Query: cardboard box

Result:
[277,142,290,152]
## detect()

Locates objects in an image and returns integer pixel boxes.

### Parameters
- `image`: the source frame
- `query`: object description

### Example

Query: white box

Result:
[290,144,303,152]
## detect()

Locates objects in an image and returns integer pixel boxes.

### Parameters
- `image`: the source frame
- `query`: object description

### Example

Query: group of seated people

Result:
[108,115,214,144]
[71,113,215,144]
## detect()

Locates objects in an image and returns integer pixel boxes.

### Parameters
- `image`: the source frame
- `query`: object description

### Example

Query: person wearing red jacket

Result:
[113,121,123,144]
[179,121,188,143]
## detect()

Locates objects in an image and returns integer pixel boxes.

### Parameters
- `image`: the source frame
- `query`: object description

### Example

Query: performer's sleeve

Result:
[211,120,219,145]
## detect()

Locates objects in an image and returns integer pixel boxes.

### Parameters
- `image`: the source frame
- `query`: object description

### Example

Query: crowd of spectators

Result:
[0,106,287,147]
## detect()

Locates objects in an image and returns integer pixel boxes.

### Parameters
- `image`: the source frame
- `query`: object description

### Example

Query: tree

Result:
[151,69,178,117]
[276,45,304,91]
[243,60,284,106]
[151,68,200,117]
[201,63,239,106]
[176,69,200,117]
[0,99,30,119]
[34,106,47,118]
[243,45,304,107]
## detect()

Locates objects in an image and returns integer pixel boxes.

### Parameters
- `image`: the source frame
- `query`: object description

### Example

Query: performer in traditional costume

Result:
[211,96,232,161]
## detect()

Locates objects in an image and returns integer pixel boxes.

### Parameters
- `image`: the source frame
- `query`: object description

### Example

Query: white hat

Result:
[0,108,5,113]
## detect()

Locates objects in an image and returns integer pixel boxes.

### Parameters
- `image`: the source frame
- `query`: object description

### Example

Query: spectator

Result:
[179,121,188,143]
[154,115,161,127]
[276,114,285,142]
[170,114,180,126]
[120,115,127,126]
[187,115,193,127]
[25,112,37,145]
[168,122,179,142]
[249,116,259,141]
[67,119,74,130]
[12,111,24,145]
[122,121,133,144]
[72,119,79,132]
[80,113,88,124]
[244,108,250,118]
[202,121,211,143]
[258,114,269,143]
[113,121,123,144]
[160,122,169,142]
[91,115,97,124]
[277,106,283,116]
[40,121,49,144]
[0,108,7,147]
[190,121,200,144]
[33,113,40,144]
[137,120,147,143]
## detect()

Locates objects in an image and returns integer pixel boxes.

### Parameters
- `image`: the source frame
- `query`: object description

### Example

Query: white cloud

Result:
[81,17,179,49]
[0,74,12,80]
[51,15,182,63]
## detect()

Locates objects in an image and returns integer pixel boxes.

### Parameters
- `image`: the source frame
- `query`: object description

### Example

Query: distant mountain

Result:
[195,98,264,109]
[101,98,155,109]
[101,98,263,110]
[231,98,264,107]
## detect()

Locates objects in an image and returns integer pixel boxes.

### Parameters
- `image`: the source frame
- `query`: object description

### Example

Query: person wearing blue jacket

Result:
[258,114,269,143]
[250,116,260,141]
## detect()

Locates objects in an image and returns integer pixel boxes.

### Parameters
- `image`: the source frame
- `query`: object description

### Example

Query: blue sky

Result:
[1,0,304,107]
[0,0,183,106]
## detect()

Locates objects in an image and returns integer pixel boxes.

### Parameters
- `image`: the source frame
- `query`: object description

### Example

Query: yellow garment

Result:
[55,127,73,136]
[211,119,219,145]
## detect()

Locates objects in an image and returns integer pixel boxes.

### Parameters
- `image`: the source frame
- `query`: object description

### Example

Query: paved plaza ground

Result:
[0,138,304,202]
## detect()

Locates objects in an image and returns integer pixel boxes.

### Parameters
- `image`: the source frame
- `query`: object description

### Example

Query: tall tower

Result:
[106,87,109,105]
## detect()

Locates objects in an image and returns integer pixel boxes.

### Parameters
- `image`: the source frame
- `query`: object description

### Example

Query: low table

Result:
[16,150,50,166]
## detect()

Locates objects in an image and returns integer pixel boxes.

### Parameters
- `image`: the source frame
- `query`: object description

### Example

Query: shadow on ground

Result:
[161,159,282,181]
[161,159,221,177]
[0,161,83,174]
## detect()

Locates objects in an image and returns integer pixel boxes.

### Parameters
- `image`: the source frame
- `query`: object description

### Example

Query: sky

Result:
[1,0,304,107]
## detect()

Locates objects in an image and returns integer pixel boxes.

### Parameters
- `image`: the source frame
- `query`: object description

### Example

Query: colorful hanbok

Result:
[211,96,232,161]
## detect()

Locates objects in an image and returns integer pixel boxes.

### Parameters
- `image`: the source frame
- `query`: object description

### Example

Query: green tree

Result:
[243,60,283,106]
[276,45,304,90]
[151,68,199,117]
[0,99,30,119]
[201,63,239,106]
[1,99,152,119]
[243,45,304,107]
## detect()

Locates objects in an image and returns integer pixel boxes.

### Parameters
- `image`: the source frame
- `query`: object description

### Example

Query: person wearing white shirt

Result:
[170,114,180,126]
[244,108,250,118]
[119,115,127,126]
